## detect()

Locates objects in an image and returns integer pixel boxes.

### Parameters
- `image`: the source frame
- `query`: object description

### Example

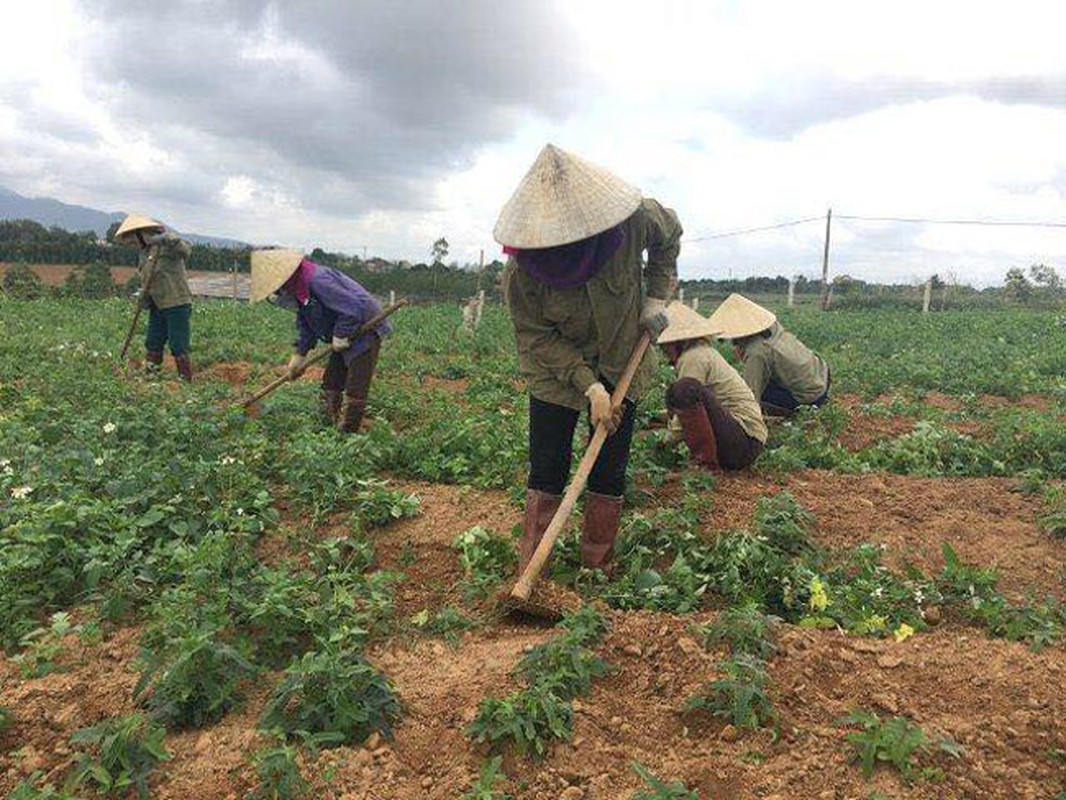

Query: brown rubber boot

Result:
[673,404,719,469]
[174,354,193,382]
[667,378,720,469]
[519,489,562,574]
[319,390,343,425]
[338,396,367,433]
[580,492,623,570]
[145,350,164,375]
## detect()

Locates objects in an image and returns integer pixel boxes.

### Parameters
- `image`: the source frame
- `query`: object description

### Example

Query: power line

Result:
[836,213,1066,229]
[684,216,822,242]
[686,212,1066,244]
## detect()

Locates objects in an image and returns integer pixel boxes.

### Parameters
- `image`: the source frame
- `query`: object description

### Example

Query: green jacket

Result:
[504,198,681,410]
[140,234,192,309]
[740,322,829,403]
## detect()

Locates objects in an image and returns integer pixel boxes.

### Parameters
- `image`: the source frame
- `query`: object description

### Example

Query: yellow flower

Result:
[894,623,915,643]
[809,577,830,612]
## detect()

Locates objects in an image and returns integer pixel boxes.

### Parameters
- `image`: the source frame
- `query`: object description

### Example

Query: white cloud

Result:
[2,0,1066,286]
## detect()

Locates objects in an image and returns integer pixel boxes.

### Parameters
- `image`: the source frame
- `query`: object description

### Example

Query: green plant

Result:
[249,736,308,800]
[700,604,779,660]
[452,526,517,599]
[12,611,77,678]
[2,262,45,299]
[753,491,816,556]
[8,774,79,800]
[514,635,611,699]
[67,713,170,799]
[0,705,12,732]
[135,628,257,729]
[467,684,573,758]
[351,480,420,529]
[839,710,962,781]
[461,755,514,800]
[630,761,699,799]
[260,648,401,747]
[685,655,775,731]
[410,605,478,646]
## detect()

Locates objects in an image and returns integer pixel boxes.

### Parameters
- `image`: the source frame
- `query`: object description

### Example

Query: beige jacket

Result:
[669,341,768,443]
[503,198,681,410]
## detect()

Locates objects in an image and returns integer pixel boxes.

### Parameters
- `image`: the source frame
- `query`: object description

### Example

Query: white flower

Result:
[914,589,925,605]
[94,457,105,466]
[10,485,33,500]
[236,507,244,516]
[219,455,237,465]
[0,459,9,468]
[103,422,117,434]
[872,586,884,599]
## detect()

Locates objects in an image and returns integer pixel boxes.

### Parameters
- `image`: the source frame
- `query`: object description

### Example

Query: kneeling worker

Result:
[707,293,830,416]
[660,301,766,471]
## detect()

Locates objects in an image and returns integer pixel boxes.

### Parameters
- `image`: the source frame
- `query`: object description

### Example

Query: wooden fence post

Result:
[923,278,932,313]
[819,208,832,311]
[788,276,796,307]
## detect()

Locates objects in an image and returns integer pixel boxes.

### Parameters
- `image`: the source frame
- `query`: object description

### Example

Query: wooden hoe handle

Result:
[235,299,408,409]
[511,330,654,601]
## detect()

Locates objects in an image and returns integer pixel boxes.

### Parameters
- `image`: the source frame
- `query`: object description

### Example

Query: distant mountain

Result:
[0,186,249,249]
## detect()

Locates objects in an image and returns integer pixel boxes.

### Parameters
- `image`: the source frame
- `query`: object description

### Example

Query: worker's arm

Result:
[639,198,682,301]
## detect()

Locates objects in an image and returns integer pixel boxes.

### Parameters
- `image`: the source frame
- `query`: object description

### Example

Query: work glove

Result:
[640,297,669,341]
[286,353,308,379]
[585,382,622,433]
[331,336,351,352]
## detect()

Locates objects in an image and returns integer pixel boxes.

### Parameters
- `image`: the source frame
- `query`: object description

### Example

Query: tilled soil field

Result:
[3,466,1064,799]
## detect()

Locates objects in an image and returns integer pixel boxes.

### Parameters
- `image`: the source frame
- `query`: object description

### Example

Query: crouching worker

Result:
[114,213,194,381]
[249,249,391,433]
[707,293,830,416]
[660,302,766,471]
[495,144,680,572]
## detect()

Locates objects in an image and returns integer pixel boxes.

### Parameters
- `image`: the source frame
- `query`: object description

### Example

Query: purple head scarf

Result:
[281,258,317,305]
[505,224,625,289]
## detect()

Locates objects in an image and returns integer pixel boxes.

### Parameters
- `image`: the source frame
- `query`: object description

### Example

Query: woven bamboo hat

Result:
[250,249,303,303]
[706,293,777,339]
[493,144,642,248]
[114,213,163,242]
[658,301,719,345]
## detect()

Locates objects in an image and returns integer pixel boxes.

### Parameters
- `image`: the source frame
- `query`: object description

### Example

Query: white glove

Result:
[640,297,669,340]
[287,353,308,379]
[585,382,621,433]
[331,336,351,352]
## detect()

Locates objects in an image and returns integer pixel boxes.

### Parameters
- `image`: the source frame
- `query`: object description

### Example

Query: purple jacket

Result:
[294,265,391,364]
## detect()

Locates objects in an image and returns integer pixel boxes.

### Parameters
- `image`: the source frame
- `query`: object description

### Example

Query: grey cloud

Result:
[77,0,592,215]
[707,72,1066,139]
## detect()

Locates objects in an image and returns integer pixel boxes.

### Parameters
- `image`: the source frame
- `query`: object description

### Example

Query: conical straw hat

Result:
[658,301,719,344]
[114,213,163,241]
[706,293,777,339]
[250,249,304,303]
[493,144,642,248]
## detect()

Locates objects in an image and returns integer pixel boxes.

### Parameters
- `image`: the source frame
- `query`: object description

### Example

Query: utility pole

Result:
[819,208,832,311]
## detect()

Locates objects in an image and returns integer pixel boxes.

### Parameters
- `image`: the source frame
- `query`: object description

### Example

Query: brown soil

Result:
[0,263,223,287]
[3,450,1066,798]
[706,469,1066,602]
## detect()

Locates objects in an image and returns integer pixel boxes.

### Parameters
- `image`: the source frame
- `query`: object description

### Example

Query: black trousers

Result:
[528,392,637,497]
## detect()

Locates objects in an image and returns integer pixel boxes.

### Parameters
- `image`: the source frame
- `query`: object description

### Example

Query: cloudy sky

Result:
[3,1,1066,286]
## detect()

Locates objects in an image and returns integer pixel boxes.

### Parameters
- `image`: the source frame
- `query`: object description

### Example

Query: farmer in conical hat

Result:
[250,249,391,433]
[115,213,194,380]
[707,293,830,416]
[495,143,680,572]
[659,302,767,471]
